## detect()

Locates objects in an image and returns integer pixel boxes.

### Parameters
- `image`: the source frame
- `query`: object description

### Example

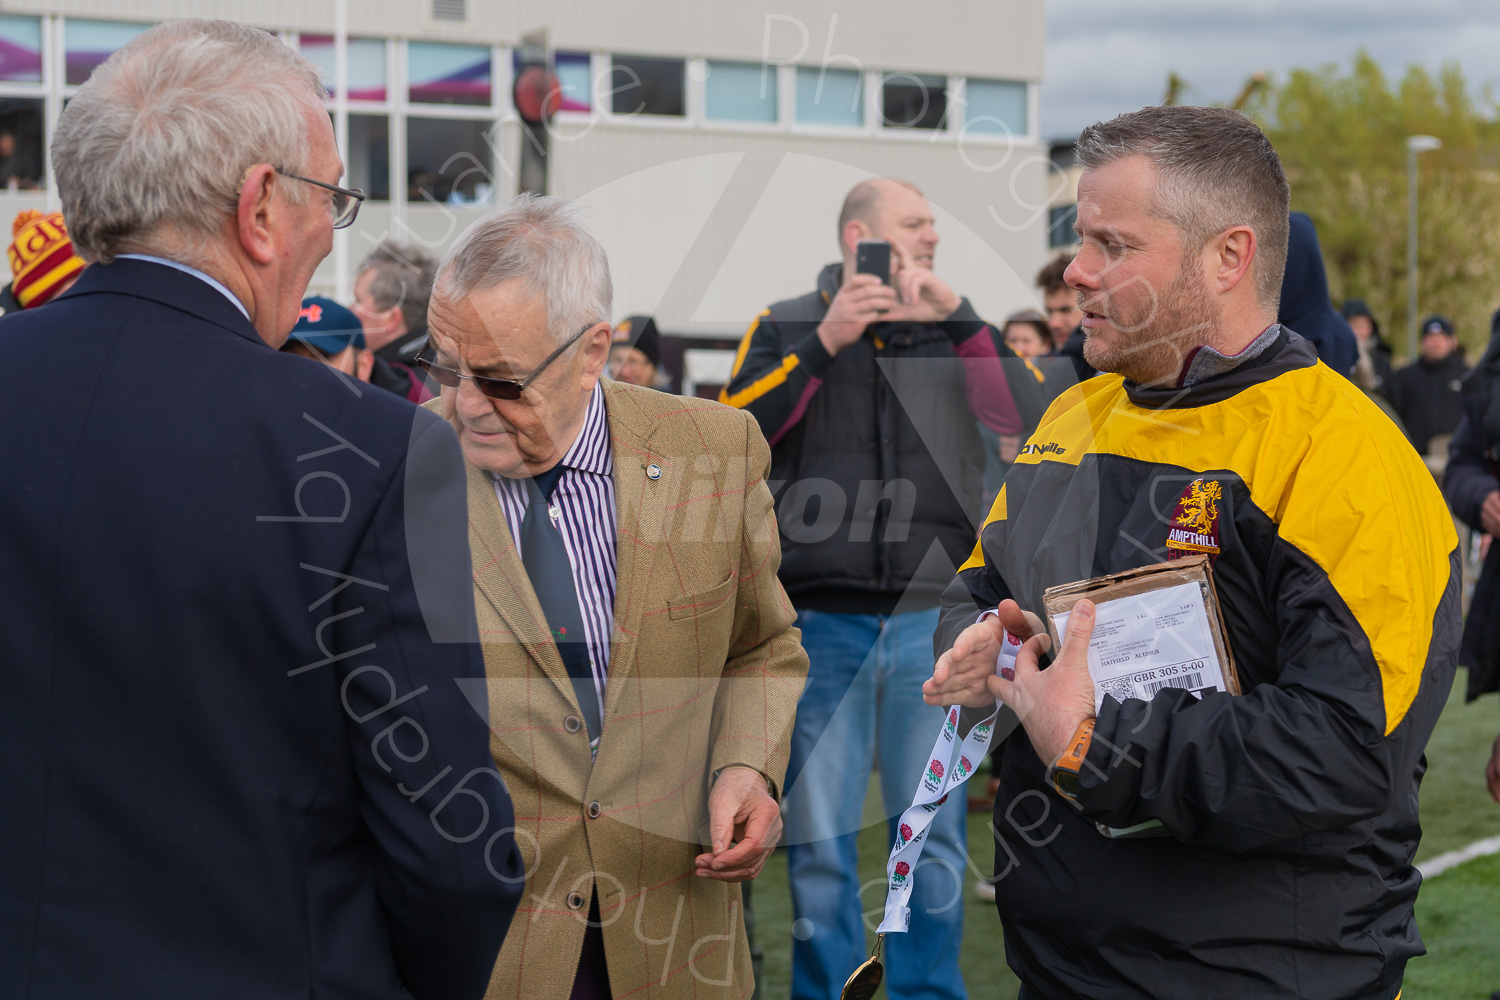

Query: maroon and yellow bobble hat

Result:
[8,210,86,309]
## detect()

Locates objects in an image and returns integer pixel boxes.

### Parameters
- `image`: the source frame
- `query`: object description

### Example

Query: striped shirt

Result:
[492,386,617,737]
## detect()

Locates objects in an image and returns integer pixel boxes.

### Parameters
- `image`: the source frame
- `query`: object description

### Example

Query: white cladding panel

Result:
[18,0,1044,81]
[307,124,1052,333]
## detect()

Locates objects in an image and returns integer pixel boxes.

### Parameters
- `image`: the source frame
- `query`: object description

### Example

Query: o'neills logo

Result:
[1166,478,1222,561]
[1020,441,1067,457]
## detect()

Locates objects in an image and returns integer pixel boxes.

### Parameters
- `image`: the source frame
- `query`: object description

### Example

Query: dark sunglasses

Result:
[414,324,592,400]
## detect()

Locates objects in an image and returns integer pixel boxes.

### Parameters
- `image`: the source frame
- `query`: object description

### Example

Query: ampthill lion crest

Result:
[1166,478,1222,561]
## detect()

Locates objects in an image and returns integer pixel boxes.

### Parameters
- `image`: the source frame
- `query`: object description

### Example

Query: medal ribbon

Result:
[876,624,1021,935]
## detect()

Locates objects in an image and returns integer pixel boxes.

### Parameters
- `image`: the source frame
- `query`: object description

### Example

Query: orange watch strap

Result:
[1058,718,1096,771]
[1047,718,1097,801]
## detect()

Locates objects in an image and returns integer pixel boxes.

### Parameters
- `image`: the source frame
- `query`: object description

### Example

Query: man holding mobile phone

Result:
[720,178,1043,1000]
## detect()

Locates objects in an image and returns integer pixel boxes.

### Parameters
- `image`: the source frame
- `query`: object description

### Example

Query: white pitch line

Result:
[1416,834,1500,880]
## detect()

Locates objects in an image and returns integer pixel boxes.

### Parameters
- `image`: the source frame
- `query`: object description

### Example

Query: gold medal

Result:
[839,933,884,1000]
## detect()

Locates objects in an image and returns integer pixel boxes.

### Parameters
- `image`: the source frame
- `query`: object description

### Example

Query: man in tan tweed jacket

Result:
[419,194,808,1000]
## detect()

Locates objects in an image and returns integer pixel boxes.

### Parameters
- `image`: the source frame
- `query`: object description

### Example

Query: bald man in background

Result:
[720,178,1043,1000]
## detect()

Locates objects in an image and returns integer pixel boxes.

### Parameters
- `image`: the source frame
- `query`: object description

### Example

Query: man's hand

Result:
[695,766,781,882]
[816,273,898,356]
[1487,731,1500,805]
[998,434,1022,465]
[884,241,961,325]
[1480,489,1500,537]
[925,599,1045,709]
[993,599,1098,763]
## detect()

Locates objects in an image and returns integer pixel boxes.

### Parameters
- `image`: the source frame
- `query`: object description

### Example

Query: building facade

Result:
[1,0,1051,390]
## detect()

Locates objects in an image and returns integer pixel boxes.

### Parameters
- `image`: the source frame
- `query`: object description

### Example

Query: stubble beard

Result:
[1082,263,1219,386]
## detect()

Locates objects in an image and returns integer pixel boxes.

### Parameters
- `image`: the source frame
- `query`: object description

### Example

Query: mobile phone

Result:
[856,239,892,285]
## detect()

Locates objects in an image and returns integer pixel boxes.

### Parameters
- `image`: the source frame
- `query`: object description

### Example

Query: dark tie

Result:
[520,465,602,745]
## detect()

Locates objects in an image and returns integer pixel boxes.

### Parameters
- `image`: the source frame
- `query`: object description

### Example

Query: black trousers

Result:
[569,895,610,1000]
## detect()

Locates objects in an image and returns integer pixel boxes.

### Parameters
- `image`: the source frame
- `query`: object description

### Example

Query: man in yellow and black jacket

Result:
[927,107,1460,1000]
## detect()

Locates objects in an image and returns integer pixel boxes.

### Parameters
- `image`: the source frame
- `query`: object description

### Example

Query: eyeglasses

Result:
[414,325,592,401]
[275,169,366,229]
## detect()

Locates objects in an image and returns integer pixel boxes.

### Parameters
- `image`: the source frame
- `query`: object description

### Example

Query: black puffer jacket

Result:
[1392,351,1470,455]
[721,263,1044,612]
[939,330,1459,1000]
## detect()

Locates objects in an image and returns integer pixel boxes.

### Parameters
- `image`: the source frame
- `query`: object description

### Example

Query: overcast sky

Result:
[1039,0,1500,140]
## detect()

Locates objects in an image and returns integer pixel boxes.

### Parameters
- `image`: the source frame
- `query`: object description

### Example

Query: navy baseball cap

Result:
[289,296,366,354]
[1421,314,1455,338]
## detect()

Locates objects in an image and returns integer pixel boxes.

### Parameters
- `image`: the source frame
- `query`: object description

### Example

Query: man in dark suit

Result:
[0,19,521,1000]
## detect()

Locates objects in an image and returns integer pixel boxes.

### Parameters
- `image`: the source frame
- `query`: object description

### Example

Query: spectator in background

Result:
[721,176,1042,1000]
[608,313,669,389]
[1343,298,1395,397]
[281,296,433,403]
[1393,315,1470,456]
[1,209,85,316]
[1001,309,1050,359]
[1442,324,1500,806]
[977,307,1065,542]
[1277,212,1357,377]
[1037,252,1095,380]
[351,240,437,365]
[0,131,39,190]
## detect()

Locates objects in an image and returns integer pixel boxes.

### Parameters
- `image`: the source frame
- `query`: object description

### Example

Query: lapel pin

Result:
[646,463,662,480]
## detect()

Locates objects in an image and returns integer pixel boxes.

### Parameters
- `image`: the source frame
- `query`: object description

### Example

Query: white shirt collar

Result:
[116,254,250,320]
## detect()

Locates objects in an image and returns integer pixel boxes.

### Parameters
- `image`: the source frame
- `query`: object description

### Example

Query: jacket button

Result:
[564,715,582,733]
[567,892,586,910]
[588,800,602,819]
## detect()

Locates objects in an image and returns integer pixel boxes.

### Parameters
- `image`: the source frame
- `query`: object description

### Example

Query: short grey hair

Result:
[1074,105,1291,309]
[355,241,438,332]
[435,194,613,345]
[52,19,325,265]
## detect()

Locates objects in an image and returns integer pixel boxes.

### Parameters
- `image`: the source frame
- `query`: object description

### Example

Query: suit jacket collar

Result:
[467,379,666,726]
[64,257,266,349]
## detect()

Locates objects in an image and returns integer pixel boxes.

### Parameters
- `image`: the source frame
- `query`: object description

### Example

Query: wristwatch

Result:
[1046,718,1096,802]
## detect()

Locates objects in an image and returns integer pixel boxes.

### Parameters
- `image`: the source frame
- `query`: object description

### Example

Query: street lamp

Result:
[1407,134,1442,359]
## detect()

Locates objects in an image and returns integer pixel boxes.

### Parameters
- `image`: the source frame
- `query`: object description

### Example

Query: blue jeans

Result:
[784,608,968,1000]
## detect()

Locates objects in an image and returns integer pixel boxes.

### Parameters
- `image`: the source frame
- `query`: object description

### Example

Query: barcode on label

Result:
[1140,671,1203,697]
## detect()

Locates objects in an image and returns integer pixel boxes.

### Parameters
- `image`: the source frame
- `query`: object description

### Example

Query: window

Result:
[1048,204,1079,249]
[65,20,152,86]
[553,51,591,112]
[347,114,390,200]
[963,78,1027,136]
[301,36,388,102]
[881,73,946,130]
[407,117,493,204]
[705,60,776,123]
[795,67,862,126]
[510,50,592,113]
[408,42,491,106]
[608,56,684,117]
[0,16,42,84]
[0,97,44,190]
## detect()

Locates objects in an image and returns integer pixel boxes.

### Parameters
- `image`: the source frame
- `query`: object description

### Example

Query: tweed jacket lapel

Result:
[465,456,585,714]
[597,379,665,722]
